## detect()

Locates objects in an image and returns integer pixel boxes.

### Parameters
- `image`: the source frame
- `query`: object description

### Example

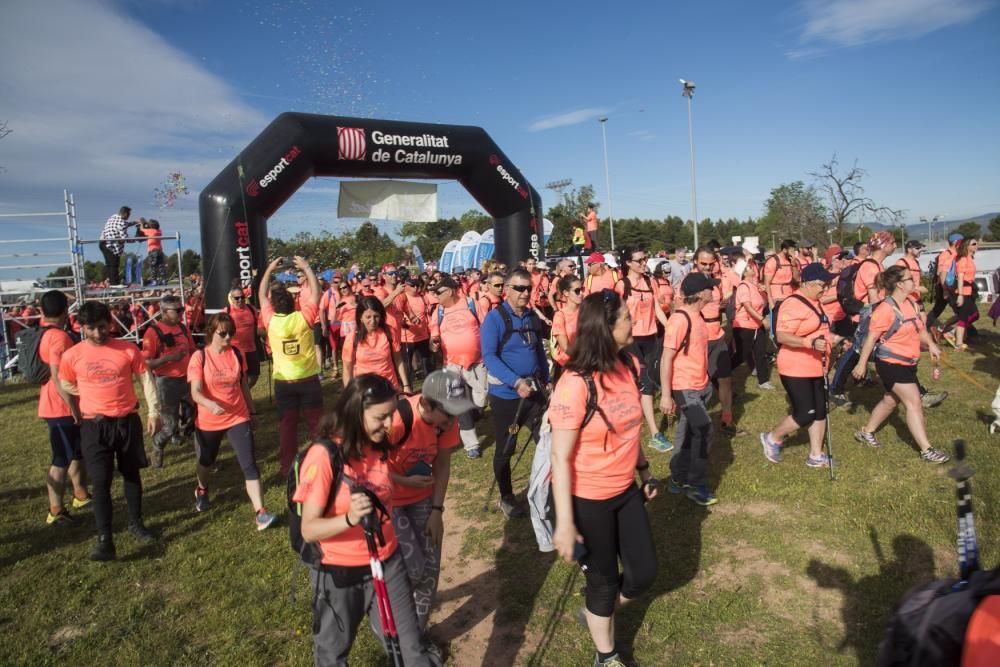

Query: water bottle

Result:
[932,364,941,381]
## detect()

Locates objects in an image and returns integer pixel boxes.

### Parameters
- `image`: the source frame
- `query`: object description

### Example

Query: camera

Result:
[276,257,296,271]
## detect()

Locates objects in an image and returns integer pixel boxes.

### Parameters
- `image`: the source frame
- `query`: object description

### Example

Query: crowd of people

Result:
[14,216,990,666]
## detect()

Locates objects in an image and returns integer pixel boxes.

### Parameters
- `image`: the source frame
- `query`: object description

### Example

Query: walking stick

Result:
[821,349,836,481]
[482,395,526,512]
[948,439,979,588]
[361,502,405,667]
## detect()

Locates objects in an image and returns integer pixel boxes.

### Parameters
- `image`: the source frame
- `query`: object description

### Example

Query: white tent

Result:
[439,240,461,274]
[474,229,495,268]
[457,231,481,272]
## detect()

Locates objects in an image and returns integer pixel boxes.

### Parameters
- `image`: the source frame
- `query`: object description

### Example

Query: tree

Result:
[757,181,827,249]
[954,221,984,241]
[986,215,1000,242]
[811,155,901,245]
[545,185,597,254]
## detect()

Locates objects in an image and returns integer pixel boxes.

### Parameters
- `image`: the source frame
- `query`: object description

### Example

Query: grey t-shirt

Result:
[669,259,692,288]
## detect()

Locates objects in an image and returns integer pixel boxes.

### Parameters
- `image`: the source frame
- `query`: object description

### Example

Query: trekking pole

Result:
[821,349,836,481]
[948,439,979,587]
[482,395,526,512]
[361,512,405,667]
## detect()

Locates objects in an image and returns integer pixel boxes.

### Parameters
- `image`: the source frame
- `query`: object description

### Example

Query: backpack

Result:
[149,321,192,351]
[873,297,920,365]
[14,325,57,384]
[618,273,653,303]
[437,297,479,328]
[393,395,416,446]
[495,304,542,358]
[585,269,620,293]
[670,311,694,355]
[198,347,244,378]
[772,294,829,343]
[944,258,959,289]
[287,438,345,567]
[837,259,879,315]
[579,355,640,432]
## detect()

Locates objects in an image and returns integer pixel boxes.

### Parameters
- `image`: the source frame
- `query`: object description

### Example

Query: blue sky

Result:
[0,0,998,279]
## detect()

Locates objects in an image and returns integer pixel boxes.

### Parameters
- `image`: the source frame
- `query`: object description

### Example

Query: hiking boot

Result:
[46,508,74,525]
[720,421,748,437]
[89,534,116,561]
[150,445,164,468]
[593,653,628,667]
[830,394,852,409]
[921,447,950,464]
[649,432,673,453]
[667,477,689,494]
[466,447,481,460]
[255,508,277,531]
[498,494,526,519]
[921,391,948,409]
[757,381,776,390]
[760,432,782,463]
[194,486,210,513]
[71,494,92,510]
[127,521,156,545]
[854,430,881,448]
[806,453,835,469]
[685,485,718,506]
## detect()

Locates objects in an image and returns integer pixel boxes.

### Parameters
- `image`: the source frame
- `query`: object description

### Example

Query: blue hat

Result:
[948,232,964,243]
[800,262,836,283]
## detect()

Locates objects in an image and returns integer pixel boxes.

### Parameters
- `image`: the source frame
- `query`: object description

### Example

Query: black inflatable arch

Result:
[199,112,543,310]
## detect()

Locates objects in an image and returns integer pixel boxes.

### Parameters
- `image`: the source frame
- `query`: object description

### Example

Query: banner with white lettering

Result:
[337,180,438,222]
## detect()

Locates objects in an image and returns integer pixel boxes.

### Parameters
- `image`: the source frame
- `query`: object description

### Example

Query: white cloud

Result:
[791,0,992,55]
[527,107,611,132]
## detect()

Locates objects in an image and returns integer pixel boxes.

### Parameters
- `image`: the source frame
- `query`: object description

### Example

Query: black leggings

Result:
[573,484,657,617]
[732,327,769,383]
[779,375,827,427]
[625,334,660,395]
[401,339,433,379]
[194,421,260,481]
[489,393,545,497]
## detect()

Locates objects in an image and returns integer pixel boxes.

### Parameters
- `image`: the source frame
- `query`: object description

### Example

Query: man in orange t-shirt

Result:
[660,272,718,505]
[580,203,599,250]
[386,371,469,632]
[36,290,91,525]
[429,277,487,457]
[927,232,963,330]
[59,300,162,561]
[142,294,195,467]
[583,252,618,295]
[895,240,927,305]
[694,247,743,435]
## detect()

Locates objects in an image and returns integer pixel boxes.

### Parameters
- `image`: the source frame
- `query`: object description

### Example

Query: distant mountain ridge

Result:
[858,212,997,240]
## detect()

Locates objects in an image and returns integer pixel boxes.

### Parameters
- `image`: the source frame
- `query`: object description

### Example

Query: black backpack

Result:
[579,355,640,431]
[495,304,543,358]
[149,321,192,351]
[618,273,654,303]
[14,325,58,384]
[288,438,345,567]
[836,258,879,315]
[771,294,828,343]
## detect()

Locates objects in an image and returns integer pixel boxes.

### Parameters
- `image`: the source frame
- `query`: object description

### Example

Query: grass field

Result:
[1,312,998,666]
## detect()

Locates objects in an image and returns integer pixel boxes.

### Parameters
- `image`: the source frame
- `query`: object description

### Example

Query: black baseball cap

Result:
[905,240,925,250]
[800,263,837,283]
[681,272,720,296]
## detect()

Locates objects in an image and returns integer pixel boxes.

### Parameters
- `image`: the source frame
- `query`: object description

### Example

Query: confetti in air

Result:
[153,172,189,209]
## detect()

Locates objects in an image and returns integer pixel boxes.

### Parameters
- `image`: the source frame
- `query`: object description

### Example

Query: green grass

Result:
[1,312,998,666]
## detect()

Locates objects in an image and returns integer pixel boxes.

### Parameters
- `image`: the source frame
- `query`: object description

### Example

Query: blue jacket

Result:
[480,302,550,400]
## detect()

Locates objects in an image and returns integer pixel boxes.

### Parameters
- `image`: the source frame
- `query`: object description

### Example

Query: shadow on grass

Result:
[807,528,936,667]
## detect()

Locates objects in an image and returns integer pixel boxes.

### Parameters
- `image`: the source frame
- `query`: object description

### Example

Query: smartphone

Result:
[407,460,433,477]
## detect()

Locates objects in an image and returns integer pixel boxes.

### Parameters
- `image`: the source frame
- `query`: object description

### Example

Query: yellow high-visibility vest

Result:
[267,312,319,381]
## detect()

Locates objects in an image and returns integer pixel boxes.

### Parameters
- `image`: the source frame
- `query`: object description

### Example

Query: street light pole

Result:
[598,117,616,251]
[681,79,699,249]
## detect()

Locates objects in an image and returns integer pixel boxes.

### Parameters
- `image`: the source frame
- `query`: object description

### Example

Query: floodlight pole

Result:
[598,117,616,250]
[681,79,699,249]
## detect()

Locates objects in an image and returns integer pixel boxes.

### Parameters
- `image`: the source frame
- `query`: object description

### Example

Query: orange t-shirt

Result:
[399,293,430,344]
[140,226,162,252]
[142,321,195,378]
[342,329,401,386]
[430,299,482,369]
[38,328,76,419]
[720,269,740,299]
[895,256,922,302]
[387,395,459,506]
[821,277,846,323]
[699,284,725,341]
[59,339,147,418]
[529,271,550,309]
[853,258,884,303]
[476,293,501,322]
[319,288,340,325]
[655,278,674,313]
[187,347,250,431]
[585,269,618,296]
[551,307,580,366]
[227,304,259,355]
[763,254,796,301]
[336,298,357,340]
[869,297,923,365]
[662,310,709,391]
[732,281,765,330]
[956,256,976,296]
[584,210,598,232]
[775,292,831,378]
[548,358,643,500]
[293,444,397,567]
[615,274,660,337]
[937,247,957,284]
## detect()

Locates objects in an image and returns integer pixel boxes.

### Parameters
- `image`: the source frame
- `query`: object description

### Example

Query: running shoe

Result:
[195,486,211,512]
[720,422,748,437]
[649,432,674,453]
[942,330,958,348]
[921,447,950,464]
[806,453,835,469]
[853,430,882,448]
[830,394,852,410]
[466,447,481,459]
[685,485,719,506]
[920,391,948,409]
[89,534,116,562]
[760,432,782,463]
[930,325,943,344]
[127,521,156,545]
[593,653,628,667]
[255,508,277,531]
[71,494,92,509]
[667,477,689,494]
[757,381,776,390]
[498,494,526,519]
[46,508,73,525]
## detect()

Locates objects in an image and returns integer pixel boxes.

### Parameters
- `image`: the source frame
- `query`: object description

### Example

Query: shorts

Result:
[875,359,918,392]
[312,324,323,346]
[707,338,732,380]
[47,417,82,468]
[243,350,261,378]
[831,318,856,339]
[275,376,323,414]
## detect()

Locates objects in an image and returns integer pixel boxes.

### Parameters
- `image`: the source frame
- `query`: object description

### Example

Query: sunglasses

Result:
[571,287,583,295]
[489,282,504,289]
[434,289,449,296]
[216,330,233,338]
[630,256,648,263]
[508,284,530,293]
[231,296,245,302]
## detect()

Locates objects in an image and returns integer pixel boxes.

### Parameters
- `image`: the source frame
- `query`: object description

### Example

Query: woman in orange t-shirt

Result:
[294,374,436,665]
[550,290,658,667]
[188,313,276,530]
[550,274,582,380]
[851,266,949,463]
[731,260,772,389]
[949,238,979,349]
[760,264,835,468]
[342,296,410,391]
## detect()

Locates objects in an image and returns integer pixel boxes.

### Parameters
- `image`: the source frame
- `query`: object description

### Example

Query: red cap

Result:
[823,244,842,265]
[585,252,605,265]
[381,263,396,273]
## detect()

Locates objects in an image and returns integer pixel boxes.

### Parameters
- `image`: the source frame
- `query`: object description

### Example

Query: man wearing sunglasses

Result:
[481,269,550,519]
[226,284,264,388]
[142,294,196,468]
[476,271,506,322]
